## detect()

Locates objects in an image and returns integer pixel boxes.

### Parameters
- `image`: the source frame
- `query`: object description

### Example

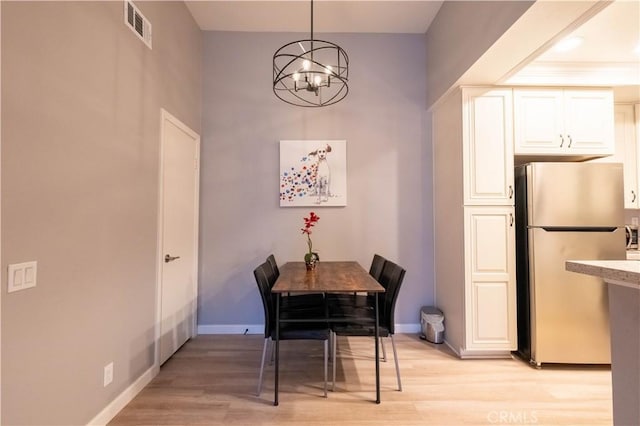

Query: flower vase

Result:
[304,252,319,271]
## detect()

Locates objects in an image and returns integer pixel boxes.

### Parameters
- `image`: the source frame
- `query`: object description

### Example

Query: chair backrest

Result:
[253,262,275,338]
[377,260,406,334]
[266,254,280,281]
[263,258,279,290]
[369,254,386,283]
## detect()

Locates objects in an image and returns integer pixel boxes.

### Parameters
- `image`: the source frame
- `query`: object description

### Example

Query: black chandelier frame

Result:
[272,0,349,107]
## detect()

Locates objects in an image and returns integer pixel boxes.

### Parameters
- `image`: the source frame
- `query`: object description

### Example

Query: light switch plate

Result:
[8,261,37,293]
[103,362,114,387]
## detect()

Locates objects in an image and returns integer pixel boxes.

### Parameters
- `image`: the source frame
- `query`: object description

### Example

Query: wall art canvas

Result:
[279,140,347,207]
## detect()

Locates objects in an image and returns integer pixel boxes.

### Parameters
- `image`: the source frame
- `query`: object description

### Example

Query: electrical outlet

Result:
[8,261,37,293]
[103,362,114,387]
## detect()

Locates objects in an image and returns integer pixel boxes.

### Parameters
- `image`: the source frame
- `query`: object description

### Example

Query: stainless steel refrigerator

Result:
[515,162,625,367]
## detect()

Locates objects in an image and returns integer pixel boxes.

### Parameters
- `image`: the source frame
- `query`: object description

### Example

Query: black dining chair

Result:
[328,253,387,306]
[254,261,330,397]
[265,254,324,310]
[266,254,280,281]
[369,253,386,282]
[329,259,406,391]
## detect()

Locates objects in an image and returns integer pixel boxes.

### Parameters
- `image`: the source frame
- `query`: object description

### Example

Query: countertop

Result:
[566,259,640,426]
[566,260,640,288]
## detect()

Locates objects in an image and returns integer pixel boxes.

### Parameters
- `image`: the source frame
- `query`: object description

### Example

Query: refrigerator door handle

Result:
[540,226,619,233]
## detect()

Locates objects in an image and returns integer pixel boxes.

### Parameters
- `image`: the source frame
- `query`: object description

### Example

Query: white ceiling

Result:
[185,0,640,99]
[185,1,443,34]
[506,0,640,95]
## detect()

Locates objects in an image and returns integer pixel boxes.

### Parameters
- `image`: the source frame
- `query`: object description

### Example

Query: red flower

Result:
[301,212,320,261]
[301,211,320,234]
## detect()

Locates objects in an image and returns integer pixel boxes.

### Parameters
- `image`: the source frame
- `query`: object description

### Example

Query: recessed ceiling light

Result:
[553,36,584,52]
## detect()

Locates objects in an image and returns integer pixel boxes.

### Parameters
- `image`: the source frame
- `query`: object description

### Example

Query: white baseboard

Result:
[395,323,421,334]
[197,324,264,335]
[443,341,514,359]
[197,323,421,335]
[87,364,158,426]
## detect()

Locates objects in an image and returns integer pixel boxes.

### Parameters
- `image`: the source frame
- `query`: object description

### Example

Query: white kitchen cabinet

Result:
[514,88,614,157]
[463,88,514,205]
[464,206,517,351]
[617,104,638,208]
[433,87,517,358]
[597,104,639,208]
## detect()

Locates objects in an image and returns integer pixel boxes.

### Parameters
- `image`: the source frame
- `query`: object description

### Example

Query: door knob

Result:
[165,254,180,263]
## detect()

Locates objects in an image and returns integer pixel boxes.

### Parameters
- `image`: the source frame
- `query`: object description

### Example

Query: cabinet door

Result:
[594,104,637,208]
[514,89,564,154]
[564,90,615,155]
[464,206,517,351]
[616,105,638,208]
[463,88,514,205]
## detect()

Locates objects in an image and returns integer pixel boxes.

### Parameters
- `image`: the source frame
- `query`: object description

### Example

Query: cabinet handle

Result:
[568,135,572,148]
[508,185,514,199]
[633,190,637,203]
[509,213,514,227]
[559,134,564,147]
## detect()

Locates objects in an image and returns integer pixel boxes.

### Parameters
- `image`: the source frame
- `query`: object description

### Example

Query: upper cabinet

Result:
[514,88,614,157]
[596,103,639,208]
[616,104,638,209]
[463,88,514,205]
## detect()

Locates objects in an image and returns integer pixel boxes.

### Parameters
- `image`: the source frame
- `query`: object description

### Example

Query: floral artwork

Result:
[279,140,347,207]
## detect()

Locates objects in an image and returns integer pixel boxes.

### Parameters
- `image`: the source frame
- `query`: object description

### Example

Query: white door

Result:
[158,109,200,365]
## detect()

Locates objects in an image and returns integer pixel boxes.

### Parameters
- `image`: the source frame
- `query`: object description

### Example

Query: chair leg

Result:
[324,339,328,397]
[332,332,337,391]
[380,336,387,362]
[269,338,275,365]
[257,338,269,396]
[390,335,402,391]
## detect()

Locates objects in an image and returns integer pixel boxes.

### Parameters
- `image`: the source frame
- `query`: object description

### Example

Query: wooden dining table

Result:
[271,261,386,406]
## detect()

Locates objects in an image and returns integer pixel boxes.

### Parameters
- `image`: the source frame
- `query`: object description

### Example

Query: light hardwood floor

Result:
[109,334,612,425]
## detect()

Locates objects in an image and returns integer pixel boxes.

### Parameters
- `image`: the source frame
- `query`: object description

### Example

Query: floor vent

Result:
[124,0,152,49]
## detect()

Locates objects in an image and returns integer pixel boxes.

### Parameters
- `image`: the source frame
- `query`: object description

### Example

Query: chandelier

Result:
[272,0,349,107]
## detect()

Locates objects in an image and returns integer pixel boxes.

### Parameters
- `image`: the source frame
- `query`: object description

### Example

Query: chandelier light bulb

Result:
[324,65,333,74]
[314,75,322,85]
[292,73,300,81]
[302,60,311,71]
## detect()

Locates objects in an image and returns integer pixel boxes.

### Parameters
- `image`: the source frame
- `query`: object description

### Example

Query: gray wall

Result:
[199,31,432,328]
[425,0,533,108]
[1,2,201,424]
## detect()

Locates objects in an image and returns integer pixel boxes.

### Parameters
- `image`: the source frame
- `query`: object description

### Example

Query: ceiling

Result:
[504,0,640,100]
[185,0,640,100]
[185,1,443,34]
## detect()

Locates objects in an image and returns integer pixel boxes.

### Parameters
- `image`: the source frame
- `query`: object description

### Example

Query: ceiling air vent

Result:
[124,0,152,49]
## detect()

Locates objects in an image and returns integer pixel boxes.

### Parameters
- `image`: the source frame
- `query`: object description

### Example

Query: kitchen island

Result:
[566,260,640,426]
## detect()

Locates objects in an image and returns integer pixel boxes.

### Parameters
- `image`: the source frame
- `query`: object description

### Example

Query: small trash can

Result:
[420,306,444,344]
